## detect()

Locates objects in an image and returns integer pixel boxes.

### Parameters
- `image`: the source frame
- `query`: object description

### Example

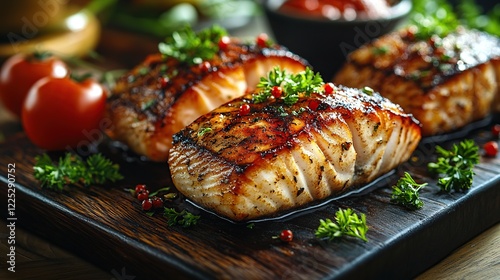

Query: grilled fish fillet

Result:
[334,27,500,136]
[168,85,421,221]
[106,41,307,161]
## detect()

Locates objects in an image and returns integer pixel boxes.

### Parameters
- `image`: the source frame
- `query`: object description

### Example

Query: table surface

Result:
[0,12,499,280]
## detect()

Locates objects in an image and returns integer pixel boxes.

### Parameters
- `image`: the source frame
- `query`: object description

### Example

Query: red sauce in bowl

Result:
[279,0,394,20]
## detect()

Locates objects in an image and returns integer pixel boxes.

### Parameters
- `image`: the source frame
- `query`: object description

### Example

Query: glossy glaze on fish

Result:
[168,86,421,221]
[106,41,308,161]
[334,27,500,136]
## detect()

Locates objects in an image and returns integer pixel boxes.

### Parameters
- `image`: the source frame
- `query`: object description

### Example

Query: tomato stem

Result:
[32,51,53,61]
[70,72,93,83]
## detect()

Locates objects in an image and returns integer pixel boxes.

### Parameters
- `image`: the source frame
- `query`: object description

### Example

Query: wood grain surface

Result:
[417,222,500,280]
[0,119,499,279]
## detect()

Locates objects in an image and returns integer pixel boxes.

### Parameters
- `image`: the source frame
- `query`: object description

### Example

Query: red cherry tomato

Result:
[483,141,498,157]
[21,76,107,150]
[0,52,68,117]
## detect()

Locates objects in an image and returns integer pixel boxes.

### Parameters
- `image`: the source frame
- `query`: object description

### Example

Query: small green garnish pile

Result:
[34,153,123,191]
[390,172,427,210]
[428,139,479,192]
[164,208,200,228]
[315,208,368,242]
[410,0,500,40]
[253,67,324,106]
[158,25,227,65]
[197,127,212,136]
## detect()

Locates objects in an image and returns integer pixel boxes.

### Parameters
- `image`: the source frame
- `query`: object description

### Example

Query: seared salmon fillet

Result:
[168,74,421,221]
[106,35,307,162]
[334,27,500,136]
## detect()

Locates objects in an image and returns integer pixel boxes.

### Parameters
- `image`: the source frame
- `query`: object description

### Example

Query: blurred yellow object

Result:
[0,9,100,59]
[0,0,67,35]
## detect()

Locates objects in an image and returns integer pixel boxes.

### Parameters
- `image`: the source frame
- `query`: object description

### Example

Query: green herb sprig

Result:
[253,67,324,106]
[427,139,479,192]
[390,172,427,210]
[315,208,368,242]
[34,153,123,191]
[457,0,500,36]
[410,0,460,40]
[410,0,500,40]
[164,208,200,228]
[158,25,227,65]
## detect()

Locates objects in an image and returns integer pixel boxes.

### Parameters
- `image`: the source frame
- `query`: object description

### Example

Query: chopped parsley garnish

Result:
[390,172,427,210]
[253,67,324,106]
[427,139,479,192]
[164,208,200,228]
[372,45,389,56]
[362,86,374,95]
[198,127,212,136]
[141,99,156,111]
[158,25,227,65]
[137,67,149,76]
[315,208,368,242]
[34,153,123,191]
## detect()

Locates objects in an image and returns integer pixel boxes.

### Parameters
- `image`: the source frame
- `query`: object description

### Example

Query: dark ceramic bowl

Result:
[263,0,412,80]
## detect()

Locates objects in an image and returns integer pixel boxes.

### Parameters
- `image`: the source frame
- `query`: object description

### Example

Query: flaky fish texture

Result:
[168,86,421,221]
[334,27,500,136]
[106,42,307,161]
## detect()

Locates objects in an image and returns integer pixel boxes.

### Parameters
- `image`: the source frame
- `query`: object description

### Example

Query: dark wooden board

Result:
[1,120,499,279]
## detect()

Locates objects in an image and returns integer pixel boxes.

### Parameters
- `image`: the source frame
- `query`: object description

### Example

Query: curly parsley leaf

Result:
[164,208,200,228]
[390,172,427,210]
[34,153,123,190]
[427,139,479,192]
[315,208,368,242]
[158,25,227,65]
[253,67,324,106]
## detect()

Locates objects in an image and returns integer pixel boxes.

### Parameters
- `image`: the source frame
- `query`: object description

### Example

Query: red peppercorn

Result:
[137,190,150,201]
[324,83,334,95]
[271,86,282,98]
[280,229,293,242]
[483,141,498,157]
[405,26,416,41]
[256,33,269,48]
[135,184,147,194]
[152,196,164,209]
[492,124,500,138]
[308,99,320,111]
[159,76,169,88]
[239,103,251,116]
[142,198,153,211]
[218,36,231,50]
[200,61,211,72]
